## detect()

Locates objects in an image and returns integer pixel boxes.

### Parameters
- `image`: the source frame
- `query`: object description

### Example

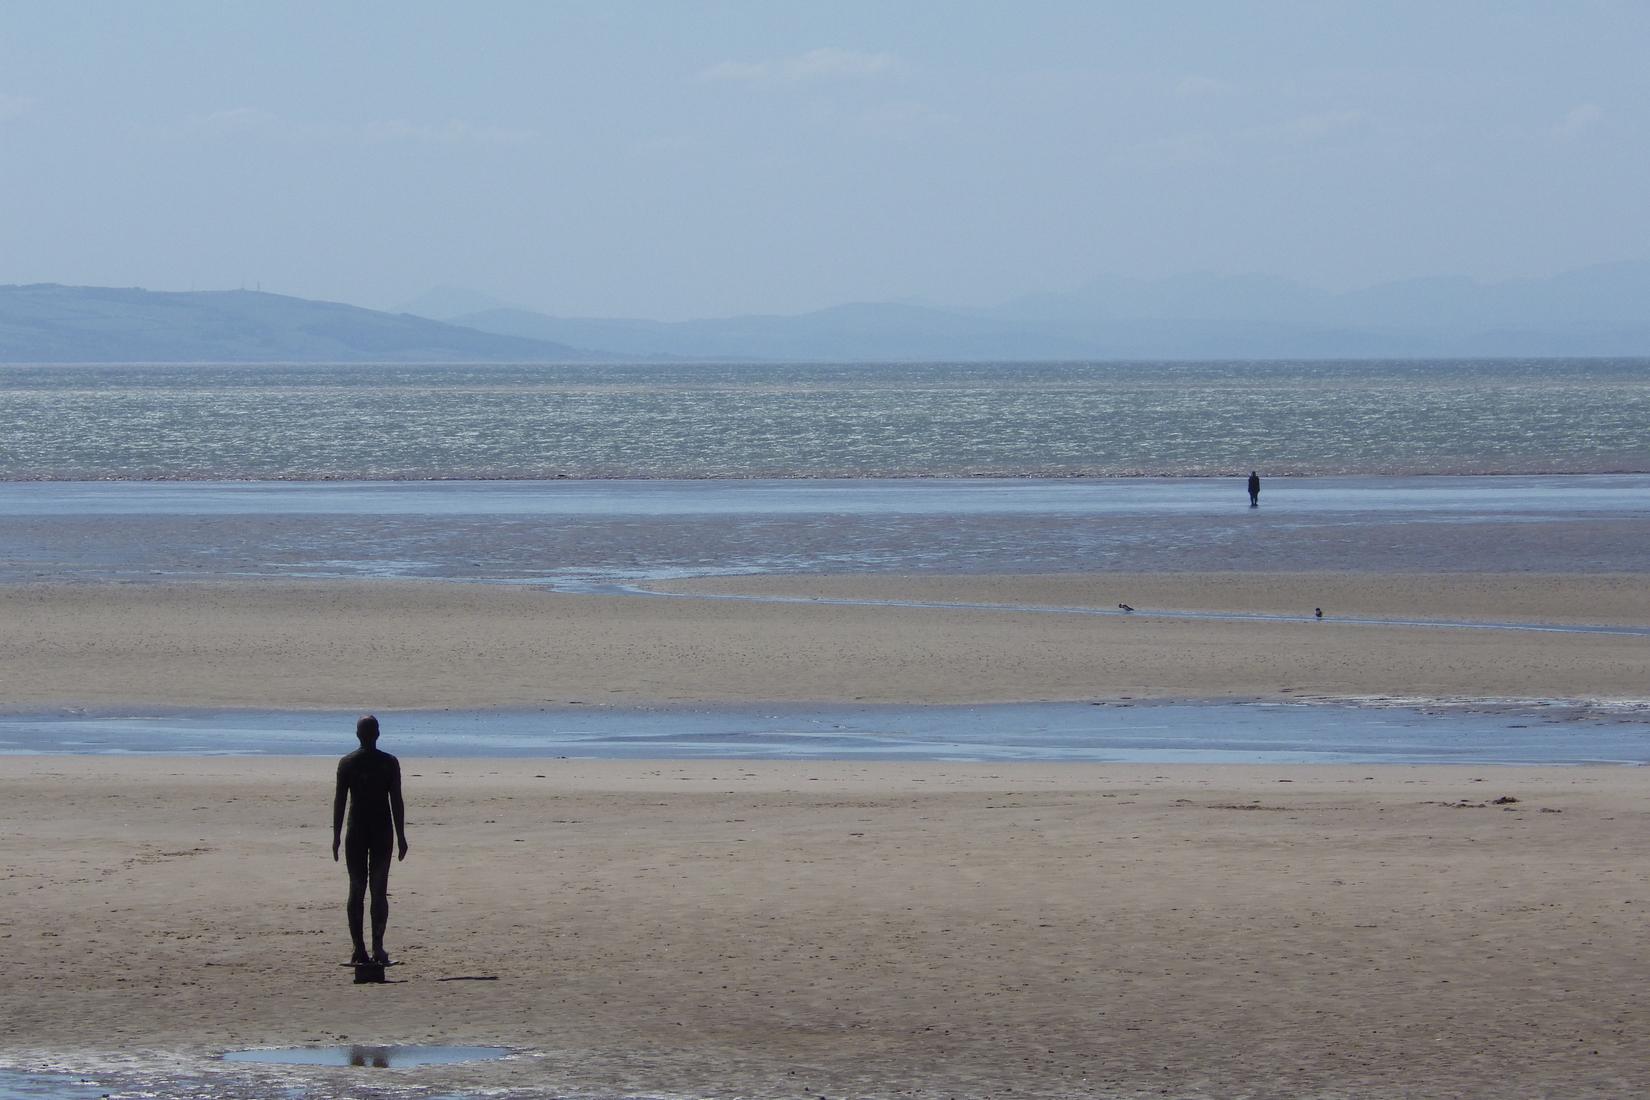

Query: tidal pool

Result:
[221,1044,509,1068]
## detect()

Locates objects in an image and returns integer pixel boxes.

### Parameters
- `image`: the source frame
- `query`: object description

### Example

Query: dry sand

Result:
[0,572,1646,710]
[3,757,1650,1098]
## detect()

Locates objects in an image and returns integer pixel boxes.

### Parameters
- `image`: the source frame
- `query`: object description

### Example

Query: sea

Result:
[5,359,1650,480]
[2,357,1650,1098]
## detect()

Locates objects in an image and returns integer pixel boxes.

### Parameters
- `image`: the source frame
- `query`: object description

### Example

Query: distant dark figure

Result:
[333,715,408,967]
[1247,471,1261,507]
[1118,602,1134,612]
[1314,607,1323,619]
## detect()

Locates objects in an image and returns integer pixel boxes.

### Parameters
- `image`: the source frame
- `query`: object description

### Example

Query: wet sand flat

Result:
[3,757,1649,1098]
[667,570,1650,626]
[0,572,1648,711]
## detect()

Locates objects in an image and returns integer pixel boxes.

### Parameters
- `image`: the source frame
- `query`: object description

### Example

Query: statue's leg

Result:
[369,835,393,960]
[344,834,370,962]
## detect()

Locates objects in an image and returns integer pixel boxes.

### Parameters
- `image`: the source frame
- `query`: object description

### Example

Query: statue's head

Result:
[356,714,380,745]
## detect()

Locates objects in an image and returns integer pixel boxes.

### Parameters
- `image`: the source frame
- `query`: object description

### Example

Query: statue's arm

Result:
[332,761,348,861]
[391,760,408,861]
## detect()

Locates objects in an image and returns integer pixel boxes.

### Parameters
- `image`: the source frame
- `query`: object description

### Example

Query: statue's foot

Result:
[350,948,370,966]
[371,947,392,966]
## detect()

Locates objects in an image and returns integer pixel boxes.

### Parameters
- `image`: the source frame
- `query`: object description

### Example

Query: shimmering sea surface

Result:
[3,359,1649,480]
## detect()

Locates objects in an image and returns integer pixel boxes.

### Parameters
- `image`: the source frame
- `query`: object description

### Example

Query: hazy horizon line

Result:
[13,253,1650,326]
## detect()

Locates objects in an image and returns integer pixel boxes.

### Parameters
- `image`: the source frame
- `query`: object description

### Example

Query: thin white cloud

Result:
[631,132,702,158]
[152,109,536,146]
[365,120,538,146]
[0,93,37,122]
[1239,109,1372,146]
[1175,75,1233,99]
[194,107,283,136]
[1119,110,1373,169]
[1552,102,1604,139]
[700,47,897,85]
[853,100,957,140]
[1119,130,1221,168]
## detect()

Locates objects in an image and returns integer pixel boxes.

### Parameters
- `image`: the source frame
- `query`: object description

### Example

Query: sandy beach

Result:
[4,757,1650,1098]
[3,571,1648,1096]
[0,572,1646,711]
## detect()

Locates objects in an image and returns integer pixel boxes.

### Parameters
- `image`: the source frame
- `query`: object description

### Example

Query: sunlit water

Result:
[3,359,1649,480]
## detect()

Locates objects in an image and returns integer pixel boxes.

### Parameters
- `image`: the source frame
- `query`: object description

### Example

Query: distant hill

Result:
[395,284,526,322]
[0,284,605,363]
[11,263,1650,364]
[988,261,1650,357]
[439,260,1650,361]
[451,301,1099,361]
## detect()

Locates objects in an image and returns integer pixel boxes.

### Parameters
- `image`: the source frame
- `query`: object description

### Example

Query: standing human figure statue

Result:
[1247,470,1261,507]
[332,714,408,966]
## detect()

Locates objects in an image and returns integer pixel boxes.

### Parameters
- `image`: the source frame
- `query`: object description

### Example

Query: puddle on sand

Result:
[0,1071,107,1100]
[222,1044,509,1068]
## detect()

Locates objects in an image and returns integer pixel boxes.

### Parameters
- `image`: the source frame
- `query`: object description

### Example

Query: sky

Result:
[2,1,1648,320]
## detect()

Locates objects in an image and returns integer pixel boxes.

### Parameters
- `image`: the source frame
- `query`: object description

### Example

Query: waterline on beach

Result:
[3,699,1647,765]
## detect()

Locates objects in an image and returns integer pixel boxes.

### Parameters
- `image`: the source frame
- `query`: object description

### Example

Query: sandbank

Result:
[0,572,1645,711]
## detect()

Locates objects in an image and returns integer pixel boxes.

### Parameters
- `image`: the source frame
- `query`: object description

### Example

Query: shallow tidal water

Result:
[221,1044,510,1067]
[3,474,1648,766]
[5,699,1649,765]
[2,473,1648,584]
[0,1061,538,1100]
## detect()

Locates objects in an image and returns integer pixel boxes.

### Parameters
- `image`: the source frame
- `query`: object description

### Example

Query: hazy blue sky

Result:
[2,1,1647,319]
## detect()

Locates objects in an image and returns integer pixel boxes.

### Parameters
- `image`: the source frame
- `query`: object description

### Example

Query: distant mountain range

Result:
[4,261,1650,363]
[0,284,602,363]
[431,261,1650,361]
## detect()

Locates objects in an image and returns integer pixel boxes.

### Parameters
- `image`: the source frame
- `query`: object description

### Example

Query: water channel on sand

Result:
[4,698,1648,764]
